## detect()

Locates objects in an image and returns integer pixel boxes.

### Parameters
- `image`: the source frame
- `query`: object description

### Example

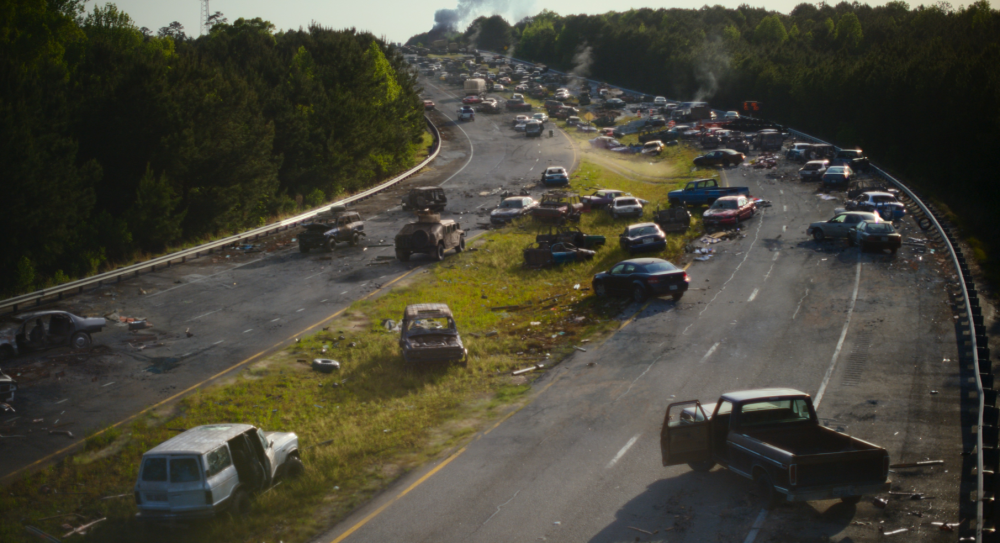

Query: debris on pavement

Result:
[879,527,907,536]
[871,497,888,508]
[512,364,543,376]
[48,430,74,438]
[889,460,943,468]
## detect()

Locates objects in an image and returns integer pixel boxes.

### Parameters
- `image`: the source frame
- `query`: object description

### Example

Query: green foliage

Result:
[836,12,864,50]
[755,15,788,43]
[465,15,513,51]
[1,4,427,297]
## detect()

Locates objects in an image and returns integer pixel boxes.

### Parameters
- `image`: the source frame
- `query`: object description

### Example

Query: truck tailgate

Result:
[796,449,887,486]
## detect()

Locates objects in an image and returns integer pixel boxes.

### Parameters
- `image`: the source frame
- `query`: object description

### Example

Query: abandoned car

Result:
[0,310,106,360]
[523,241,596,268]
[490,196,539,225]
[399,304,467,366]
[400,187,447,212]
[298,211,365,252]
[134,424,302,521]
[535,225,606,249]
[530,191,583,223]
[394,212,466,262]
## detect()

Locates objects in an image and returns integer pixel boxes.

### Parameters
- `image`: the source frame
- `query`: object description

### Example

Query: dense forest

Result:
[1,0,426,297]
[414,2,1000,280]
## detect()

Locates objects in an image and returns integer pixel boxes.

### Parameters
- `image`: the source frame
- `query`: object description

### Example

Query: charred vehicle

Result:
[135,424,302,521]
[394,212,466,262]
[530,191,583,223]
[400,187,447,212]
[535,226,606,249]
[298,211,365,253]
[661,389,890,509]
[653,205,692,233]
[523,241,596,269]
[1,311,106,359]
[399,304,467,366]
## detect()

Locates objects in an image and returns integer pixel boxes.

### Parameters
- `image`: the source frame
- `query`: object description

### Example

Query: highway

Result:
[0,78,576,481]
[315,141,967,542]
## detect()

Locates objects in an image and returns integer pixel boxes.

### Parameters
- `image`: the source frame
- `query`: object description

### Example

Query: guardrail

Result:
[0,115,442,315]
[789,129,992,542]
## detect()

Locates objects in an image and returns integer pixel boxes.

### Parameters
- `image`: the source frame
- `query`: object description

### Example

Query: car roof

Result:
[805,160,828,165]
[145,424,257,456]
[863,191,893,198]
[404,303,454,319]
[626,222,657,229]
[716,195,743,201]
[12,310,74,321]
[720,388,808,403]
[617,257,669,266]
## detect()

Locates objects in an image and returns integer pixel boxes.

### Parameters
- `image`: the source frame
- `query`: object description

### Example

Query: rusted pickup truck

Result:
[660,388,890,509]
[530,191,583,223]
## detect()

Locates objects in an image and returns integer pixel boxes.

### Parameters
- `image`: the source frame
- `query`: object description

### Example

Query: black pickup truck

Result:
[660,388,890,509]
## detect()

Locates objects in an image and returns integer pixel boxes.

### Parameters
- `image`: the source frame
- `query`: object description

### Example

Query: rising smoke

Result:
[433,0,535,32]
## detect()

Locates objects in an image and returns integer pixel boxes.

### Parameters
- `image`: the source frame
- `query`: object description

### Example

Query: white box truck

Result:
[464,78,486,96]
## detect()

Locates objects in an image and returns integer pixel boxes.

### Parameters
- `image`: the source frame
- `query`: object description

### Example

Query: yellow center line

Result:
[618,301,651,330]
[1,267,420,484]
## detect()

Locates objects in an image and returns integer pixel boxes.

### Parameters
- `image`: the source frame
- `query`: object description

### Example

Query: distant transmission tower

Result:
[200,0,210,36]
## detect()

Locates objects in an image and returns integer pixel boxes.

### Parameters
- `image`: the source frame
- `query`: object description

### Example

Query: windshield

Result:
[740,398,812,427]
[404,317,456,334]
[616,199,638,206]
[628,226,659,237]
[642,261,678,273]
[827,167,846,174]
[710,199,738,210]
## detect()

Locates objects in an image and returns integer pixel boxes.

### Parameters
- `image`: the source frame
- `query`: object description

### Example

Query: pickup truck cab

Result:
[135,424,302,521]
[668,178,750,207]
[661,389,890,509]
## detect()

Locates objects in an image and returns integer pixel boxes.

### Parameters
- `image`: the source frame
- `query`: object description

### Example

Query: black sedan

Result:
[619,222,666,254]
[593,258,690,303]
[1,310,106,360]
[693,149,745,168]
[850,220,902,254]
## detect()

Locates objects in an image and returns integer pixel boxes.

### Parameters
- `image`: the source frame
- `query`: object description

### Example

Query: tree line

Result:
[414,3,1000,279]
[1,0,426,297]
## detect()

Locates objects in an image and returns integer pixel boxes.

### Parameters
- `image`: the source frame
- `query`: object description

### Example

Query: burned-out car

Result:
[298,211,365,253]
[530,191,583,223]
[0,310,106,360]
[394,212,466,262]
[135,424,302,521]
[653,205,692,233]
[536,226,606,249]
[523,241,596,269]
[400,187,447,212]
[399,304,467,366]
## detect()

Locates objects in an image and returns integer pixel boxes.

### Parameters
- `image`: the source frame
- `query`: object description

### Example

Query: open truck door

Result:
[660,401,711,467]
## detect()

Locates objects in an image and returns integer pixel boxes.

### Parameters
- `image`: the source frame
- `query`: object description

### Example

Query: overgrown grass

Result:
[0,149,710,543]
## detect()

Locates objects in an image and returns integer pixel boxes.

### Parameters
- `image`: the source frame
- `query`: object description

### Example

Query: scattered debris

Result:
[48,430,74,438]
[889,460,943,468]
[61,517,106,538]
[879,528,907,536]
[512,364,543,376]
[628,526,653,535]
[185,327,193,338]
[574,346,587,352]
[312,359,340,373]
[871,497,888,508]
[128,320,150,332]
[485,330,499,337]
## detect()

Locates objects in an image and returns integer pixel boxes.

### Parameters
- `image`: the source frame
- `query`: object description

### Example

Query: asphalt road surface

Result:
[0,77,576,482]
[316,160,968,542]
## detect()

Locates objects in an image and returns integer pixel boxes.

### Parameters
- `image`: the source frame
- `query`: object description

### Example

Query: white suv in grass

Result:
[135,424,301,521]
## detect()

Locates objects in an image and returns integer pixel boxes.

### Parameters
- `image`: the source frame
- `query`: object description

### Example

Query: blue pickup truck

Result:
[668,179,750,207]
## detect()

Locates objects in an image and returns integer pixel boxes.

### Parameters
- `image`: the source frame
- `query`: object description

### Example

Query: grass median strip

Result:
[0,148,711,543]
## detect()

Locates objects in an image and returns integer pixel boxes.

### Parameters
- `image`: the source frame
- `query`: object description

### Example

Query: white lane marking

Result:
[102,382,115,387]
[270,318,281,322]
[212,340,224,346]
[296,308,305,313]
[304,270,326,280]
[742,509,769,543]
[147,258,263,298]
[814,257,862,410]
[772,252,780,261]
[606,434,640,469]
[341,291,347,295]
[782,225,787,232]
[528,166,534,171]
[747,288,760,302]
[699,342,721,364]
[779,189,784,195]
[481,489,521,527]
[791,288,810,320]
[243,329,253,334]
[321,299,328,303]
[187,308,222,322]
[763,264,775,282]
[783,205,787,212]
[55,399,68,405]
[424,82,476,188]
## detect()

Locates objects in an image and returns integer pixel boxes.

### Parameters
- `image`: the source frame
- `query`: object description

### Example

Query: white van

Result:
[134,424,301,521]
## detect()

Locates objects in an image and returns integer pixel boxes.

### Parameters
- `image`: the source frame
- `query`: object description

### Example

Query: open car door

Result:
[660,401,711,467]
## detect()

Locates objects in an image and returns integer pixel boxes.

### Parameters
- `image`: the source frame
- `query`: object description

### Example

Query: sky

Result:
[104,0,985,44]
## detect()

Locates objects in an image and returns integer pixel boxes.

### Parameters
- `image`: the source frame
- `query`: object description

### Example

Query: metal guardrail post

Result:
[0,115,442,315]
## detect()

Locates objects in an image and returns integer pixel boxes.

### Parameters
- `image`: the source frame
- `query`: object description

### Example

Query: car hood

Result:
[703,208,736,217]
[491,208,521,216]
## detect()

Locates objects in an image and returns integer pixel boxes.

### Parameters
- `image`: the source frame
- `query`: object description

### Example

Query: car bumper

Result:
[543,179,569,186]
[626,240,667,253]
[137,506,218,521]
[404,348,467,362]
[860,237,902,249]
[490,215,517,225]
[783,481,891,502]
[704,216,738,226]
[648,282,689,296]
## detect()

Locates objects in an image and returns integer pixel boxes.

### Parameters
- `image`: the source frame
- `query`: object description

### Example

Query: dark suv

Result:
[401,187,447,212]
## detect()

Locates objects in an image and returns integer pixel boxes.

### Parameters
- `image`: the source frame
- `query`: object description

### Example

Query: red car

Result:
[423,100,435,110]
[701,195,755,229]
[462,95,482,104]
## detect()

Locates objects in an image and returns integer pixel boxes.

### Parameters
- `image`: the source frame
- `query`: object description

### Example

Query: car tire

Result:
[633,284,647,303]
[230,489,251,518]
[70,332,92,350]
[755,472,782,511]
[456,236,466,252]
[283,457,305,480]
[688,459,715,472]
[433,242,445,261]
[812,229,824,242]
[734,217,740,229]
[350,233,360,247]
[890,247,898,255]
[594,282,607,297]
[395,250,410,262]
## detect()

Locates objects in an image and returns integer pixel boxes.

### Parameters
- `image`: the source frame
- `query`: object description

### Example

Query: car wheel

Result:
[890,247,898,255]
[456,236,466,252]
[70,332,92,350]
[755,472,782,511]
[230,489,251,518]
[395,250,410,262]
[672,293,683,302]
[433,242,445,261]
[734,217,741,229]
[283,457,305,480]
[688,459,715,472]
[594,282,607,297]
[633,284,647,303]
[812,229,824,242]
[349,233,360,247]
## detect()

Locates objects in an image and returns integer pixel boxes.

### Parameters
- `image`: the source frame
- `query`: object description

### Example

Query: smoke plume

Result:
[432,0,535,32]
[570,44,593,78]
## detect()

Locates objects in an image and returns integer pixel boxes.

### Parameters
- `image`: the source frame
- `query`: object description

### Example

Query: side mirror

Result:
[269,440,274,449]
